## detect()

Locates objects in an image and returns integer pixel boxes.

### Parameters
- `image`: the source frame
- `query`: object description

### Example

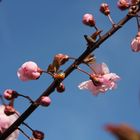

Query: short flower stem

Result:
[22,122,34,131]
[18,94,34,103]
[108,14,115,26]
[94,25,98,31]
[41,70,48,74]
[0,95,6,105]
[76,66,91,76]
[85,63,97,74]
[68,57,77,60]
[18,128,31,140]
[42,70,54,77]
[9,99,14,106]
[136,16,140,31]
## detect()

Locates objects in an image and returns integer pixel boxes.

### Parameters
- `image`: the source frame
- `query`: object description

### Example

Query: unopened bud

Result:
[3,89,18,100]
[117,0,130,10]
[33,130,44,140]
[4,105,16,116]
[56,83,65,93]
[82,13,95,27]
[54,54,69,65]
[39,96,51,107]
[100,3,110,16]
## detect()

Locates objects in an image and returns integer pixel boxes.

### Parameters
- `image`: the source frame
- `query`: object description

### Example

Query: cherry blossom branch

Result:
[0,2,140,140]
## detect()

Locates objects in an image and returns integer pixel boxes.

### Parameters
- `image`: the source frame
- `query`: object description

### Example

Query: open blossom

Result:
[82,13,95,27]
[78,63,120,96]
[17,61,42,81]
[131,32,140,52]
[0,105,19,140]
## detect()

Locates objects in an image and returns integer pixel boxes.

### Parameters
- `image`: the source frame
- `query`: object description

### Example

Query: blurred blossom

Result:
[105,123,140,140]
[0,105,19,140]
[17,61,42,81]
[100,3,110,16]
[82,13,95,27]
[131,32,140,52]
[131,0,140,4]
[117,0,130,10]
[78,63,120,95]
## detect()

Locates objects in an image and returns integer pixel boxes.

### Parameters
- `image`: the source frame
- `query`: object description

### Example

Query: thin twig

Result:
[18,128,30,140]
[76,66,91,76]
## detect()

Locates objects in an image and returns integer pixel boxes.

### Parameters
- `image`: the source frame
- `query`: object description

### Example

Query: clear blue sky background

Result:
[0,0,140,140]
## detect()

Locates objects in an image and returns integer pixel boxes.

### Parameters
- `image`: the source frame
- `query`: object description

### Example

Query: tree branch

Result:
[0,3,139,140]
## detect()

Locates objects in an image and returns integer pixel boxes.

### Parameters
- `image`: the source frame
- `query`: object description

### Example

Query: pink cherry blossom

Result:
[17,61,42,81]
[0,105,19,140]
[82,13,95,27]
[131,32,140,52]
[78,63,120,96]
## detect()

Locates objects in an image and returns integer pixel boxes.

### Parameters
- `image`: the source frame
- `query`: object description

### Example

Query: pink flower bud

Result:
[17,61,42,81]
[82,13,95,27]
[117,0,130,10]
[4,105,16,116]
[3,89,18,100]
[131,32,140,52]
[56,83,65,93]
[33,130,44,140]
[100,3,110,16]
[39,96,51,107]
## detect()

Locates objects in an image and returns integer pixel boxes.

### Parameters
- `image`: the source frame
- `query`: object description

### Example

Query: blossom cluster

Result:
[82,0,140,52]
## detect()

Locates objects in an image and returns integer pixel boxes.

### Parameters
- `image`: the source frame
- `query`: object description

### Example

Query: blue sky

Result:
[0,0,140,140]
